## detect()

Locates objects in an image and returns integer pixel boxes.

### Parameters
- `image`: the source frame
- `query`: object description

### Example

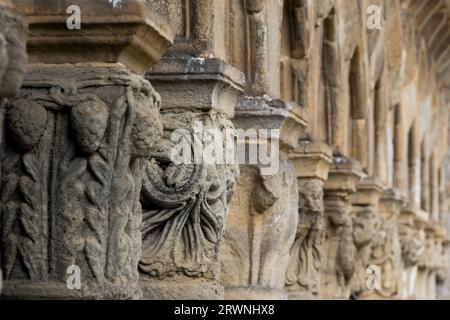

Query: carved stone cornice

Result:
[14,0,174,75]
[233,96,309,152]
[147,57,245,117]
[351,177,385,207]
[289,141,333,181]
[379,188,406,220]
[324,155,363,197]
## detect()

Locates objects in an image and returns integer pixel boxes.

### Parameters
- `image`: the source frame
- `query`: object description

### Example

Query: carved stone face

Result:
[352,207,380,248]
[325,199,350,227]
[399,225,425,267]
[298,179,324,215]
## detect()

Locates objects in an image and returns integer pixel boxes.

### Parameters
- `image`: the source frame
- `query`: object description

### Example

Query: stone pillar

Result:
[321,156,362,300]
[0,0,173,299]
[0,0,28,294]
[139,57,244,300]
[221,97,308,300]
[350,178,384,299]
[397,207,426,299]
[362,189,405,299]
[285,141,332,299]
[0,0,27,98]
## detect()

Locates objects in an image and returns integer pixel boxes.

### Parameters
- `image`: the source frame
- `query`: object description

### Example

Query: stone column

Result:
[285,141,332,299]
[362,189,405,299]
[0,0,27,98]
[349,178,384,299]
[139,57,244,300]
[397,207,426,299]
[321,156,362,300]
[221,97,308,300]
[0,0,173,299]
[0,0,28,294]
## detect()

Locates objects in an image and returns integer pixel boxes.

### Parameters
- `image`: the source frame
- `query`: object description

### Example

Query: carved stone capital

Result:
[321,155,362,299]
[221,154,298,300]
[1,65,163,299]
[398,207,426,269]
[360,188,405,299]
[220,97,305,300]
[286,141,332,299]
[139,58,243,300]
[0,1,171,299]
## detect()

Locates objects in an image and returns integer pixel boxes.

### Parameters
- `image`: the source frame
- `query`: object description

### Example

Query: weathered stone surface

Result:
[0,0,172,300]
[286,141,332,299]
[1,65,162,299]
[321,155,362,300]
[13,0,174,75]
[362,189,404,299]
[139,57,244,300]
[1,0,450,301]
[350,178,384,299]
[220,97,307,300]
[0,0,27,97]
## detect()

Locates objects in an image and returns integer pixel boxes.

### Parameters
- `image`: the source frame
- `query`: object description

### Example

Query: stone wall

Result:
[1,0,450,300]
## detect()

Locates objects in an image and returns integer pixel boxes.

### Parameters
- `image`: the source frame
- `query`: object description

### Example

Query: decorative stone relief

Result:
[362,189,404,299]
[0,0,173,299]
[321,155,362,299]
[139,110,238,300]
[221,97,308,300]
[397,209,426,299]
[140,57,244,300]
[350,178,383,299]
[350,206,381,299]
[286,141,332,299]
[286,178,325,298]
[1,66,163,299]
